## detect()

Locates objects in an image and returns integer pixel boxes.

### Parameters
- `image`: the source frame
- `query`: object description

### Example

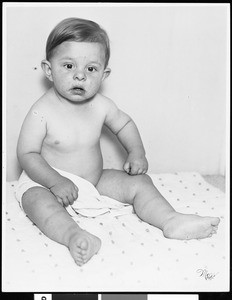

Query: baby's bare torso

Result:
[40,91,107,186]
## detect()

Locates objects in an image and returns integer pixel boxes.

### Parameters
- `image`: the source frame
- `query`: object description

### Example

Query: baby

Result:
[16,17,220,266]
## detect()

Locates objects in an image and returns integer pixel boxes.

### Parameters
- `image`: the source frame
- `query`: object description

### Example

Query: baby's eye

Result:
[64,63,74,69]
[87,66,97,72]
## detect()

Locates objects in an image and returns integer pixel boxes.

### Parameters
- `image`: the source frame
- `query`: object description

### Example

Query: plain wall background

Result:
[4,4,229,181]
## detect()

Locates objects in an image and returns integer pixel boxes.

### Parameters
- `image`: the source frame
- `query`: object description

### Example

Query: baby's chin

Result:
[56,92,90,104]
[66,95,95,105]
[55,88,97,104]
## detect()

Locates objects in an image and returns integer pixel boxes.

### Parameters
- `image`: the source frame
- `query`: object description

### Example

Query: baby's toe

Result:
[206,226,217,238]
[75,244,83,253]
[75,260,84,266]
[211,217,220,226]
[80,240,88,250]
[74,254,84,264]
[202,226,216,238]
[74,253,84,263]
[212,226,218,233]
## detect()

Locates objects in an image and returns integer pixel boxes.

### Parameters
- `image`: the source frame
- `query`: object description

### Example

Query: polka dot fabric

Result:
[3,173,228,292]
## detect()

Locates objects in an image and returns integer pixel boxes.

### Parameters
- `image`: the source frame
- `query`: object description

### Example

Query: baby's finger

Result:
[137,168,143,175]
[68,195,75,206]
[71,185,79,200]
[62,196,70,207]
[129,166,138,175]
[142,167,148,174]
[56,196,64,207]
[124,162,131,173]
[72,188,79,201]
[68,192,78,205]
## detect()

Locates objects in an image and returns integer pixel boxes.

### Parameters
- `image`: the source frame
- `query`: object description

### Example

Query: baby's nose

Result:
[73,70,86,81]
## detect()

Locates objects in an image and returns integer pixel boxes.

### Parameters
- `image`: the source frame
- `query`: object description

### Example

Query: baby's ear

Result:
[102,68,111,81]
[41,60,53,81]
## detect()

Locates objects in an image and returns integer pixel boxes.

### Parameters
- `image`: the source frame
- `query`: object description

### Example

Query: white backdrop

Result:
[4,3,229,181]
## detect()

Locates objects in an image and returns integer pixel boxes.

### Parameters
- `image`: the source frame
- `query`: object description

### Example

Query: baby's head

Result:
[46,17,110,68]
[42,18,111,103]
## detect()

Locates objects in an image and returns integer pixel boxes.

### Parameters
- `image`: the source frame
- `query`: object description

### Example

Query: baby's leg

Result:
[96,170,220,240]
[22,187,101,266]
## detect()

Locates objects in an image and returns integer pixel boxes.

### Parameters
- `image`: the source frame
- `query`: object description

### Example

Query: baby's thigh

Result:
[96,169,139,204]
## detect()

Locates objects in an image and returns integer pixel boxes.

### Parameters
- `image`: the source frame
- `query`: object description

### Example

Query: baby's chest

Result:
[45,115,103,149]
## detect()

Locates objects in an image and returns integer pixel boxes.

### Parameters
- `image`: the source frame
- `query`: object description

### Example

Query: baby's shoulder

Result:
[95,93,118,112]
[28,90,54,116]
[24,97,51,125]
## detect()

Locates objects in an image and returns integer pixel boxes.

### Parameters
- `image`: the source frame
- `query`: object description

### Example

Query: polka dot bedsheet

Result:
[3,172,229,292]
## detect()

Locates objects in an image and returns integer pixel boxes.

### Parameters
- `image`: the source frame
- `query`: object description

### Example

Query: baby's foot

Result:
[68,230,101,266]
[162,212,220,240]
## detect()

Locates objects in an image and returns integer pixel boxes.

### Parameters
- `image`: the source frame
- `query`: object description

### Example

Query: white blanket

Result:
[2,172,229,292]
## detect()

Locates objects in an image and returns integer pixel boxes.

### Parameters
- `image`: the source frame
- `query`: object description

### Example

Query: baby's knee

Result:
[22,186,48,209]
[130,174,153,195]
[135,174,153,187]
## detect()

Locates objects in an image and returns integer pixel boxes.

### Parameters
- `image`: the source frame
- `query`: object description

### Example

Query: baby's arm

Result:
[104,98,148,175]
[17,104,78,206]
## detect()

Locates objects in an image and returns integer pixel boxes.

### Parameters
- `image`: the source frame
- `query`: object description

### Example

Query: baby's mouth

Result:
[71,86,85,95]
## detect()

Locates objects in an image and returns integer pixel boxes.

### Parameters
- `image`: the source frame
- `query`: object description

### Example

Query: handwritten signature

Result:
[197,268,218,280]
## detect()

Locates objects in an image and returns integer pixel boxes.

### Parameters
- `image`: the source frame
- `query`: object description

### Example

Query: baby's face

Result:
[48,41,110,103]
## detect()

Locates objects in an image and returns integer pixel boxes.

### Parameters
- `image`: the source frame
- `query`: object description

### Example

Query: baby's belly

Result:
[41,146,103,186]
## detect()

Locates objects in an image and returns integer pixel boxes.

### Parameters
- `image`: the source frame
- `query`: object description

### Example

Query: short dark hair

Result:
[46,17,110,67]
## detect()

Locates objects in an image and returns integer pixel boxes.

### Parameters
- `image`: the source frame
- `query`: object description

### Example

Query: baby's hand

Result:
[49,176,79,207]
[123,153,148,175]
